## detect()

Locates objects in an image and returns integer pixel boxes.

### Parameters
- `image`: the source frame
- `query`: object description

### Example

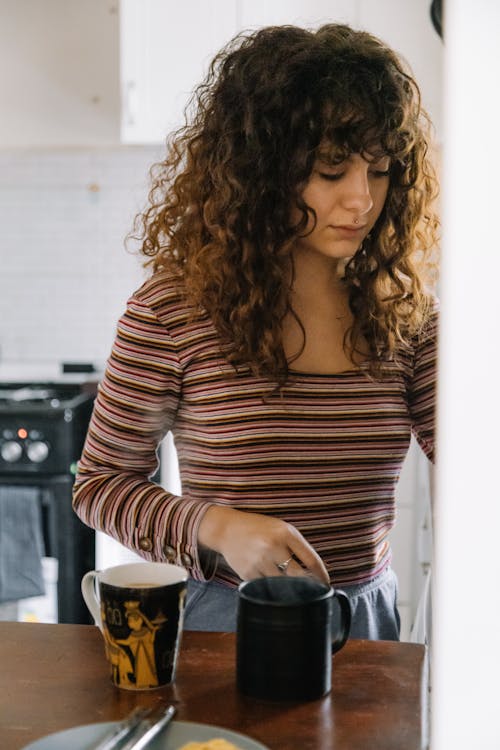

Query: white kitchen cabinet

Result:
[120,0,357,144]
[120,0,237,144]
[120,0,441,143]
[237,0,356,29]
[0,1,441,147]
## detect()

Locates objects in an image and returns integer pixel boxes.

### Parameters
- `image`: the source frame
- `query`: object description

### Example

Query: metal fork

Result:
[120,704,177,750]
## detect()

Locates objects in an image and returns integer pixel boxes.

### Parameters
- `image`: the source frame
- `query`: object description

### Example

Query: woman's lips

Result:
[334,223,367,230]
[331,224,367,237]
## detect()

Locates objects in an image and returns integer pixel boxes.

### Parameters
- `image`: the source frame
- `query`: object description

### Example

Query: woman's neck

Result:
[280,247,362,374]
[289,247,349,311]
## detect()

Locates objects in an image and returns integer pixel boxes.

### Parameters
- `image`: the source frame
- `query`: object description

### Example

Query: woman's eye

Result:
[370,169,391,178]
[318,171,344,181]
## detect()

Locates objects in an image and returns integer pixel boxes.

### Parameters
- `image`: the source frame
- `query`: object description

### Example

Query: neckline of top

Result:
[287,366,366,378]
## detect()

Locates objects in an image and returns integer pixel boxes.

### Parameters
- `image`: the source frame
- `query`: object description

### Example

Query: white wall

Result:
[0,146,159,365]
[433,1,500,747]
[0,0,120,147]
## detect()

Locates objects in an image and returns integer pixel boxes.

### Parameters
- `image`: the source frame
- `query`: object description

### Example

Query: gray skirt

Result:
[183,566,400,641]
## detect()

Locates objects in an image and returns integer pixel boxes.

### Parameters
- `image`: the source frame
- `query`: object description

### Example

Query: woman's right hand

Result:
[197,505,330,584]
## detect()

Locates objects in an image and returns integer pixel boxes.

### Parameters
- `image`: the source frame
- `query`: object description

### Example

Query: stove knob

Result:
[1,440,23,462]
[26,440,50,463]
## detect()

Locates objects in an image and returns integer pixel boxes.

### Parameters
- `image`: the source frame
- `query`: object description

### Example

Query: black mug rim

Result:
[238,575,333,607]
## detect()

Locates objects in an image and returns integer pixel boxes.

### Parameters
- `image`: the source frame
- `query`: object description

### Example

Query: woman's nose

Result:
[340,168,373,215]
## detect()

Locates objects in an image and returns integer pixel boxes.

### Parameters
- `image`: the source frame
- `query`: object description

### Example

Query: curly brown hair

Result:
[132,23,440,383]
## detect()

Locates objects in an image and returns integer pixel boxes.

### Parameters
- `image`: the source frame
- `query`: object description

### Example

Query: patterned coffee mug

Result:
[82,562,188,690]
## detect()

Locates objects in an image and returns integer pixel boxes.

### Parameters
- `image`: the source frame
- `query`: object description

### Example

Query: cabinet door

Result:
[237,0,356,29]
[120,0,237,144]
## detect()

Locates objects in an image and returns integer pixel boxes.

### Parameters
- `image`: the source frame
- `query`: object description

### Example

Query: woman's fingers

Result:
[283,559,309,578]
[251,522,329,582]
[257,533,330,583]
[285,529,331,584]
[257,553,295,578]
[286,552,330,584]
[259,555,329,582]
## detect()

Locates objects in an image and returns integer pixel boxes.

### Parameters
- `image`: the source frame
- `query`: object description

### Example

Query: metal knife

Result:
[87,706,152,750]
[120,704,177,750]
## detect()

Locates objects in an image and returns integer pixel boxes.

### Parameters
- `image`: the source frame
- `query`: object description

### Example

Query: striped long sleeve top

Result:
[73,272,437,588]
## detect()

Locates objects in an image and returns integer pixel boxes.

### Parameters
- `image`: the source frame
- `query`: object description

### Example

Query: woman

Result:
[73,24,439,639]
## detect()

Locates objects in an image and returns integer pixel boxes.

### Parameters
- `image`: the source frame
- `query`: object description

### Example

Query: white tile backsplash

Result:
[0,146,162,365]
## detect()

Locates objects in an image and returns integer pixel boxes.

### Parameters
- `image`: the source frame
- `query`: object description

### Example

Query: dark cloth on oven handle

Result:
[0,485,45,603]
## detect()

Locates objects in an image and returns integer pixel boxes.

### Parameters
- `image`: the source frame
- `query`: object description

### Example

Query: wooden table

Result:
[0,622,428,750]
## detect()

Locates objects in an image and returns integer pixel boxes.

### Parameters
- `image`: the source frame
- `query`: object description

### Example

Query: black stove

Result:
[0,380,97,623]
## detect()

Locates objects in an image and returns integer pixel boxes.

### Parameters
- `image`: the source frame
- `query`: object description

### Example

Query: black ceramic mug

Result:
[236,576,351,701]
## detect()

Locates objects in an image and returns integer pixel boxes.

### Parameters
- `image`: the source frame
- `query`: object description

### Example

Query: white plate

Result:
[21,719,270,750]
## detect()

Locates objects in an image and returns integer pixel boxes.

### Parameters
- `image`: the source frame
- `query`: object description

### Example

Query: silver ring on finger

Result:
[276,556,293,574]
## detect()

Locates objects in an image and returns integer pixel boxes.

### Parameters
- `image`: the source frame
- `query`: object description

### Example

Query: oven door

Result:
[0,475,95,624]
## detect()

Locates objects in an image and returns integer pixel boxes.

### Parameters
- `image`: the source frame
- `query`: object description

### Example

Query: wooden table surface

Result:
[0,622,428,750]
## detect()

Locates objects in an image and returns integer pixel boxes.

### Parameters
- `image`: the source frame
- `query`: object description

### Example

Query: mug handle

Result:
[331,589,351,654]
[81,570,102,630]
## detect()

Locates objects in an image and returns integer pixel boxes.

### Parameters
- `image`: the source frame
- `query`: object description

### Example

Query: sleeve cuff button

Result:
[163,544,177,562]
[138,536,153,552]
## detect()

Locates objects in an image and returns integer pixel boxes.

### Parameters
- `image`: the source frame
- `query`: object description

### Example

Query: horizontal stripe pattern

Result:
[73,273,437,587]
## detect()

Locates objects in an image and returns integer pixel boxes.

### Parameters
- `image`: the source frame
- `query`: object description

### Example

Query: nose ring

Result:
[353,218,359,225]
